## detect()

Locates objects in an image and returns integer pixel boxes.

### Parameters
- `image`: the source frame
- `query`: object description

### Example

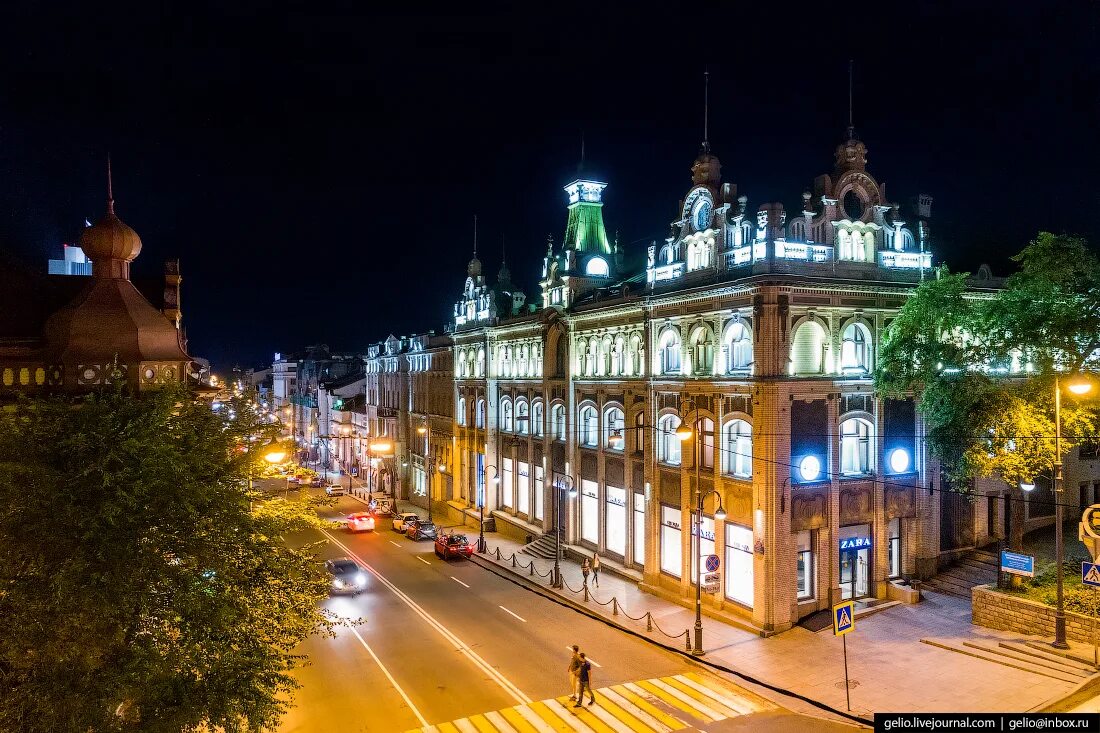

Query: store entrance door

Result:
[839,546,870,600]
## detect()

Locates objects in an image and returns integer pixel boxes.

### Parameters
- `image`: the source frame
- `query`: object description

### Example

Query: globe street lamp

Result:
[552,475,577,589]
[477,465,498,553]
[1052,374,1093,649]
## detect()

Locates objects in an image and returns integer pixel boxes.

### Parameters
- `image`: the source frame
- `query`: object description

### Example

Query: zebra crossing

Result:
[406,672,773,732]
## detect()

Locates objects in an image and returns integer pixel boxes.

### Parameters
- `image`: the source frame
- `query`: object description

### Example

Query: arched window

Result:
[587,338,599,377]
[840,417,874,475]
[500,397,513,432]
[457,397,467,426]
[517,346,528,378]
[515,398,529,434]
[476,399,486,428]
[579,405,598,446]
[790,321,828,375]
[629,333,643,376]
[532,400,544,437]
[659,330,681,375]
[789,219,807,242]
[475,348,485,378]
[841,323,873,373]
[659,244,675,265]
[605,406,624,450]
[690,327,713,375]
[723,419,752,477]
[688,240,710,271]
[585,257,609,277]
[576,339,588,376]
[599,336,612,376]
[740,220,753,248]
[724,321,752,372]
[551,403,566,441]
[901,229,915,251]
[658,414,683,465]
[611,335,625,376]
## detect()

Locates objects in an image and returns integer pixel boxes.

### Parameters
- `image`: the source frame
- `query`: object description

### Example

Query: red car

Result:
[346,512,376,533]
[434,533,475,559]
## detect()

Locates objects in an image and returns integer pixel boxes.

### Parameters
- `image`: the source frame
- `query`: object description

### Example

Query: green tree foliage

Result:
[0,386,337,732]
[877,233,1100,491]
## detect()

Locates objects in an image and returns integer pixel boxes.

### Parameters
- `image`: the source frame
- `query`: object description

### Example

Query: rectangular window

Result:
[581,480,599,544]
[701,421,714,469]
[633,492,645,566]
[606,486,627,557]
[724,524,754,608]
[660,505,682,577]
[517,462,530,515]
[888,517,902,579]
[475,452,485,508]
[797,530,814,600]
[534,466,544,521]
[690,516,716,583]
[502,457,514,509]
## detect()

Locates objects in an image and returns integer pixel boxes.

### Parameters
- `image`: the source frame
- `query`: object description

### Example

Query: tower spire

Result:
[501,232,506,266]
[702,68,710,154]
[847,59,855,141]
[107,153,115,216]
[473,214,478,258]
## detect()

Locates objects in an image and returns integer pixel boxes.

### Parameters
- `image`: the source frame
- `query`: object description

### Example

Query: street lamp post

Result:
[479,464,498,553]
[1052,375,1094,649]
[552,475,577,589]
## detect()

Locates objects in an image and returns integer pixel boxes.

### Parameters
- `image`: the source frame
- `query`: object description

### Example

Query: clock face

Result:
[693,200,712,231]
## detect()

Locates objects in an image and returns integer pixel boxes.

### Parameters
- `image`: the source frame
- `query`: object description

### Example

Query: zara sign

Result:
[839,537,872,551]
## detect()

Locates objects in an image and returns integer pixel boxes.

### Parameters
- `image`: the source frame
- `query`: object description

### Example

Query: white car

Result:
[325,484,346,497]
[392,512,420,532]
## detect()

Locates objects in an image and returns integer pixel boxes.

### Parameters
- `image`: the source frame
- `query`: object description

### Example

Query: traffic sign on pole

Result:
[705,554,720,573]
[1084,562,1100,588]
[833,601,855,636]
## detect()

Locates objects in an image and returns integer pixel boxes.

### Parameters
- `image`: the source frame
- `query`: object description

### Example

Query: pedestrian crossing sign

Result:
[1083,562,1100,588]
[833,601,855,636]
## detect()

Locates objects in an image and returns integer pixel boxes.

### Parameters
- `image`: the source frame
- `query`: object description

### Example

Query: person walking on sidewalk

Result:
[581,558,590,587]
[573,653,595,707]
[590,554,600,587]
[567,645,581,701]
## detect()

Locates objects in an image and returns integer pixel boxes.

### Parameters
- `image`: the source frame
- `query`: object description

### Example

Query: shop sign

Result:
[703,572,720,593]
[839,537,871,551]
[1000,550,1034,577]
[607,495,627,507]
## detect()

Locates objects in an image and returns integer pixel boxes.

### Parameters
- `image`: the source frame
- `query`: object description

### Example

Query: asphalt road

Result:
[274,490,857,733]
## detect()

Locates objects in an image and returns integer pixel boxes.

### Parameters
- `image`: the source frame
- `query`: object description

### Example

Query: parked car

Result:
[287,476,302,486]
[392,512,420,532]
[309,477,324,488]
[434,533,474,559]
[346,512,375,532]
[405,518,437,541]
[325,484,346,497]
[323,557,367,595]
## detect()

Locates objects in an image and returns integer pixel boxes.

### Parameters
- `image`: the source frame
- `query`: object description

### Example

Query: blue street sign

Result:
[1000,550,1035,578]
[705,554,720,573]
[1083,562,1100,588]
[833,602,854,636]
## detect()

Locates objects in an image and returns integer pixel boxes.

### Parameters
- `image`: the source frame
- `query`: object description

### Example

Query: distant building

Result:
[47,244,92,276]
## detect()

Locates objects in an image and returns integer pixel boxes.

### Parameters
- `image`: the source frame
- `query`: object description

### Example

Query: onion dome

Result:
[691,145,722,190]
[79,160,142,279]
[467,254,482,278]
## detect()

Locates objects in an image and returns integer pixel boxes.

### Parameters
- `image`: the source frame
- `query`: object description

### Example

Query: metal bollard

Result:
[612,598,618,616]
[511,554,517,568]
[583,581,589,602]
[495,548,502,560]
[529,561,534,576]
[685,633,692,652]
[646,612,652,632]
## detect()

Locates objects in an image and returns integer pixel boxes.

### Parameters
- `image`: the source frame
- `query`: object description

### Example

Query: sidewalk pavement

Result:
[342,497,1084,721]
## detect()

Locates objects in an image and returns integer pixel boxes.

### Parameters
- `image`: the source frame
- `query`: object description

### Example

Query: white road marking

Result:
[563,646,601,667]
[346,624,428,728]
[417,556,431,566]
[498,605,527,623]
[451,576,470,588]
[320,528,531,704]
[389,541,401,547]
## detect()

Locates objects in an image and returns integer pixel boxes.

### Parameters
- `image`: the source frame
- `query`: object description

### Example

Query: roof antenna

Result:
[501,232,506,266]
[107,153,115,215]
[702,68,710,154]
[847,59,855,141]
[473,214,478,258]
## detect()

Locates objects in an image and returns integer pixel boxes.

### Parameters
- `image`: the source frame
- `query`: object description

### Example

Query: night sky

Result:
[1,2,1097,370]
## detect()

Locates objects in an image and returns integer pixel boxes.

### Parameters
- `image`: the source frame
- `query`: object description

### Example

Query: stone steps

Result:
[925,551,999,598]
[921,638,1088,683]
[1003,641,1099,674]
[521,532,561,559]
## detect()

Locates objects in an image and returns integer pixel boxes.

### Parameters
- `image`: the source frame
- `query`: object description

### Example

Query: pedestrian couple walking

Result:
[567,644,596,707]
[581,554,600,587]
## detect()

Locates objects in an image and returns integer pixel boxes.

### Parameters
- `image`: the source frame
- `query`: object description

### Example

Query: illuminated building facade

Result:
[448,130,985,634]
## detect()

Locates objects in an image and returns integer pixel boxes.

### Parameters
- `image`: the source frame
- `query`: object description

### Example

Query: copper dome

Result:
[79,209,143,267]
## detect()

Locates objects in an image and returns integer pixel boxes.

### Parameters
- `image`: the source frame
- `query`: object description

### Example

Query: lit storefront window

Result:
[581,480,599,544]
[517,461,530,515]
[889,517,902,578]
[534,466,544,521]
[724,523,753,608]
[605,485,627,557]
[690,516,715,582]
[797,530,814,600]
[660,505,682,577]
[633,492,645,566]
[502,458,513,509]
